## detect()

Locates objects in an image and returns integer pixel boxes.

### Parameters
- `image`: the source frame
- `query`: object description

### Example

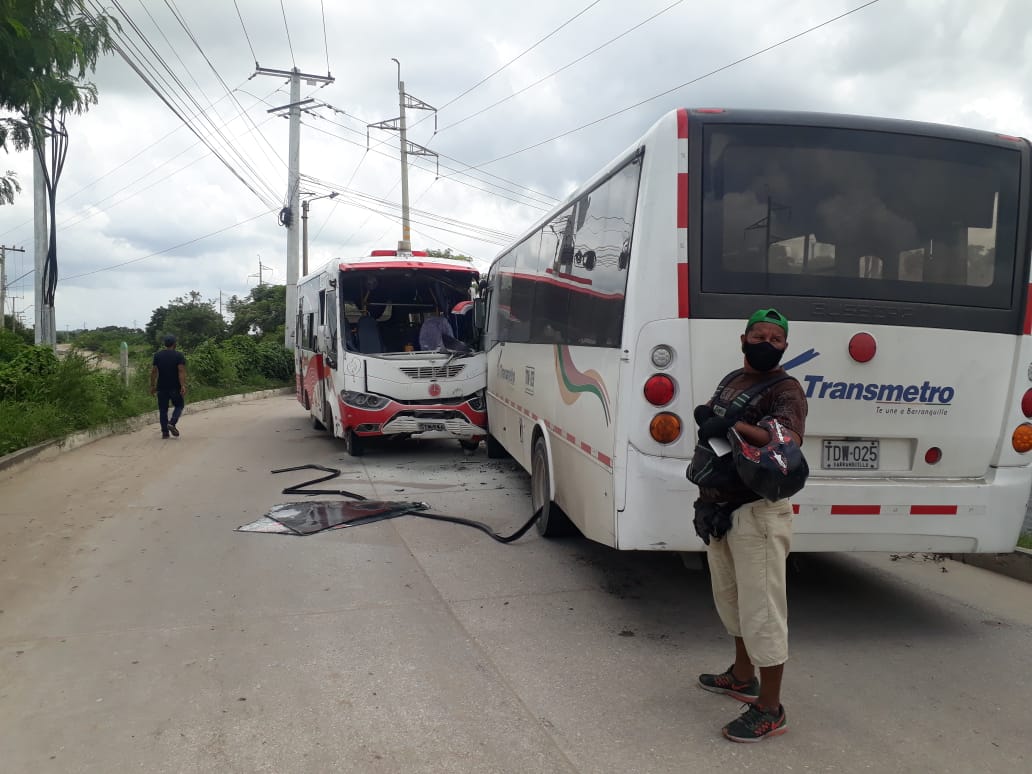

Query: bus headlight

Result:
[649,412,682,444]
[468,390,486,412]
[342,391,389,410]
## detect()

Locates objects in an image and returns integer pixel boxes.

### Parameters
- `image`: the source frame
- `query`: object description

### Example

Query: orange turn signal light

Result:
[649,412,682,444]
[1012,423,1032,453]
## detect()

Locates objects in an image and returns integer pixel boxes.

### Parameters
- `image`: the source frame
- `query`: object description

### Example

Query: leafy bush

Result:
[189,340,239,388]
[0,400,65,455]
[0,331,293,458]
[0,329,29,365]
[0,345,59,400]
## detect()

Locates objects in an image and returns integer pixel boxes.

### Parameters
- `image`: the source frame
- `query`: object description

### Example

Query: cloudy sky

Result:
[0,0,1029,332]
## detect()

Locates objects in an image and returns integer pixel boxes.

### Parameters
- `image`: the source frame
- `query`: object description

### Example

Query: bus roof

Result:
[687,107,1029,149]
[307,250,479,278]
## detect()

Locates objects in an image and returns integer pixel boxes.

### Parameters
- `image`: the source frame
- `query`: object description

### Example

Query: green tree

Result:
[0,170,19,205]
[226,284,286,339]
[0,1,116,341]
[145,291,226,350]
[426,248,474,263]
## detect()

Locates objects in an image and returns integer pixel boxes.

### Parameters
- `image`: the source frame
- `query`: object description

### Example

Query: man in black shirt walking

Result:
[150,335,188,439]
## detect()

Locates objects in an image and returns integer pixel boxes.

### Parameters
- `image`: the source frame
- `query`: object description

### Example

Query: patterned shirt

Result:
[698,368,808,505]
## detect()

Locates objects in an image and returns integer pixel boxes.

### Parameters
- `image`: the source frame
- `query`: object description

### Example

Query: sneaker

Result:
[168,424,179,437]
[698,665,759,702]
[722,702,788,743]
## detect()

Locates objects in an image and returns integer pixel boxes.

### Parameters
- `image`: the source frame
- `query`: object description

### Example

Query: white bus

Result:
[296,249,487,456]
[481,107,1032,553]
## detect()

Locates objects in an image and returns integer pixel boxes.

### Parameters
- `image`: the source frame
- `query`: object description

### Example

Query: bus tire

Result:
[459,439,480,454]
[345,428,364,457]
[532,435,576,538]
[486,433,508,459]
[312,412,326,431]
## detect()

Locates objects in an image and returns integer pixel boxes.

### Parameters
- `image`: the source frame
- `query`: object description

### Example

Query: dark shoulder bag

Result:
[685,369,793,489]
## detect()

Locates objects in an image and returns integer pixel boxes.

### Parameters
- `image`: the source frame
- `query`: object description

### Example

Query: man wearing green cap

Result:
[693,308,807,742]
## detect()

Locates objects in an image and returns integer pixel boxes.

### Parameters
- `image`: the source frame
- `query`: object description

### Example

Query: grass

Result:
[0,342,291,457]
[1018,532,1032,550]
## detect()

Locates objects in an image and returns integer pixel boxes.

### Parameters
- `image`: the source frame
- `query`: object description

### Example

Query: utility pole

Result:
[33,148,52,347]
[0,244,25,331]
[255,65,334,349]
[301,191,338,276]
[250,255,272,287]
[367,59,438,254]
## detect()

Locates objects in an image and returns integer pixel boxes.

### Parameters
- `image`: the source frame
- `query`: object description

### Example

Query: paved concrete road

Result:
[2,395,1030,773]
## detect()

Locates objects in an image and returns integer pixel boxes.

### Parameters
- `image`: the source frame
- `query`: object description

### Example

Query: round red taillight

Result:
[1021,389,1032,418]
[924,447,942,465]
[644,374,675,406]
[848,332,877,363]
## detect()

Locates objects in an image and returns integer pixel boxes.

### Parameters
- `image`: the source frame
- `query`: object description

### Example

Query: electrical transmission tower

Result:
[367,59,439,254]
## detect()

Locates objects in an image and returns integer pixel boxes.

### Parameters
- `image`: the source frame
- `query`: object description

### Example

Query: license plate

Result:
[418,422,446,432]
[821,439,879,470]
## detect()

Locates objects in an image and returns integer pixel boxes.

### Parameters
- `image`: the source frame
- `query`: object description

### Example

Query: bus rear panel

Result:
[622,109,1032,552]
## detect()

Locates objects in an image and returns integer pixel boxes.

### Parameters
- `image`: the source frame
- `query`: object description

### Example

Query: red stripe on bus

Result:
[597,453,612,467]
[831,505,881,515]
[1025,284,1032,334]
[910,505,958,515]
[566,432,575,444]
[677,173,689,229]
[676,108,688,139]
[581,442,592,454]
[677,262,689,318]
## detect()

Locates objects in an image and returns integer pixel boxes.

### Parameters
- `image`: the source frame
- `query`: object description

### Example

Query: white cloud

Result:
[1,0,1030,330]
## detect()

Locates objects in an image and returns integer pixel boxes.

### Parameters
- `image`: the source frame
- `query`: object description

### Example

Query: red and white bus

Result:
[481,107,1032,552]
[296,249,487,456]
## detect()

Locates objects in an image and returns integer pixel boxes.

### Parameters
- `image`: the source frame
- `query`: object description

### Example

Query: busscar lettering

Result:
[803,374,954,405]
[811,302,915,322]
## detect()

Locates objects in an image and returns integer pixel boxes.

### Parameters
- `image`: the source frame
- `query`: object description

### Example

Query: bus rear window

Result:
[700,125,1023,310]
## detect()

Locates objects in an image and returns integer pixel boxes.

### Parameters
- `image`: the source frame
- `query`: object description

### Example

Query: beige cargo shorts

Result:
[706,498,793,667]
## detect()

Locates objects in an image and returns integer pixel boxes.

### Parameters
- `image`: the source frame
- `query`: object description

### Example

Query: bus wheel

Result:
[312,413,326,431]
[459,439,480,454]
[531,436,575,537]
[486,433,508,459]
[345,428,364,457]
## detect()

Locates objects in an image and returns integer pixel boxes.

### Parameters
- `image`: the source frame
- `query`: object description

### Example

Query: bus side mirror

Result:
[473,298,486,330]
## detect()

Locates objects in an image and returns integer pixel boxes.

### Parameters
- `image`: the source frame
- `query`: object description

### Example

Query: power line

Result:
[232,0,258,67]
[97,1,279,206]
[163,0,288,175]
[310,106,557,208]
[438,0,687,133]
[280,0,296,68]
[62,208,278,281]
[91,0,281,207]
[312,148,369,241]
[0,87,286,245]
[437,0,603,112]
[472,0,883,168]
[301,174,517,242]
[301,114,553,211]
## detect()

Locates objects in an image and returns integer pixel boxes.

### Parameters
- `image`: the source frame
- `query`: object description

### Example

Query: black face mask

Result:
[742,341,785,372]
